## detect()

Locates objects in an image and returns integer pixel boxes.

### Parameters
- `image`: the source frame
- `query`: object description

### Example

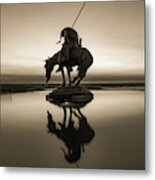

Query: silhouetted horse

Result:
[47,107,95,163]
[44,47,93,86]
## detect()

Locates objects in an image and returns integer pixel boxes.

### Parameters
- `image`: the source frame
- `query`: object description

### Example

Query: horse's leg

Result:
[75,72,86,86]
[68,107,73,125]
[63,107,67,127]
[69,107,73,120]
[67,67,72,87]
[61,68,66,87]
[75,77,82,86]
[72,76,79,84]
[58,106,67,128]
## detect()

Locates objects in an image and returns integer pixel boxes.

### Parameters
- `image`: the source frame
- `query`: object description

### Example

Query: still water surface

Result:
[1,89,144,169]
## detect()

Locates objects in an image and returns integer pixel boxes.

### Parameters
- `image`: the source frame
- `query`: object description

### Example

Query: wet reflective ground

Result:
[0,89,145,169]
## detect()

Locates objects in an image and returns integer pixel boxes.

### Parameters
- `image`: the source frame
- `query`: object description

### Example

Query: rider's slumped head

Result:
[58,27,79,44]
[57,27,80,72]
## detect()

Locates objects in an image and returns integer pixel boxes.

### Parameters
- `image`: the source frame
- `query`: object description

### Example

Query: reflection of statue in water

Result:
[47,106,95,164]
[44,27,93,86]
[45,27,95,163]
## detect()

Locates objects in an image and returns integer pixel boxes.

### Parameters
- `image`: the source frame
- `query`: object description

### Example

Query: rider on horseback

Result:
[57,27,80,72]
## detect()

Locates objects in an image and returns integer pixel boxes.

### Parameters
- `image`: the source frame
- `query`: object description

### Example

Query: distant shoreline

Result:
[0,83,145,94]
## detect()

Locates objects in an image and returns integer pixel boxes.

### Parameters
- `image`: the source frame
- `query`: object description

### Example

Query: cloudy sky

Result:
[1,1,144,82]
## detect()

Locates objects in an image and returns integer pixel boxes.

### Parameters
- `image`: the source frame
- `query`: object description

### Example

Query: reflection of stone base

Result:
[46,86,93,104]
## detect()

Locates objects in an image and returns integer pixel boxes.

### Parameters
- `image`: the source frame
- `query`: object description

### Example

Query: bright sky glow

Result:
[1,1,144,78]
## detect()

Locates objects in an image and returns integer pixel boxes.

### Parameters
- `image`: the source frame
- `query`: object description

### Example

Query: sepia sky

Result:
[1,1,144,82]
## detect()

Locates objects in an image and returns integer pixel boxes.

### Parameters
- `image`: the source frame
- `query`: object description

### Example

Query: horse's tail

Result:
[81,47,93,64]
[80,48,93,69]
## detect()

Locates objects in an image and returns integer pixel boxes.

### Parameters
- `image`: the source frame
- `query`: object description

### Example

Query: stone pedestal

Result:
[46,86,93,104]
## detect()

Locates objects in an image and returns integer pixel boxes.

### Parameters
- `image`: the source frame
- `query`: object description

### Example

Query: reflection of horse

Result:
[47,106,95,163]
[44,47,93,86]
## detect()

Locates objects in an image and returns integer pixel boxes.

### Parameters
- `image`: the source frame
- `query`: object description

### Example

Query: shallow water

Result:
[0,89,145,169]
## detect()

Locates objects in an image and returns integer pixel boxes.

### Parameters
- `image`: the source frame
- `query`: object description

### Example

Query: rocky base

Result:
[46,86,93,104]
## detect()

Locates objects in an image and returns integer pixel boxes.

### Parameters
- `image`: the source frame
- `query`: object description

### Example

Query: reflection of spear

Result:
[59,147,80,168]
[75,162,80,168]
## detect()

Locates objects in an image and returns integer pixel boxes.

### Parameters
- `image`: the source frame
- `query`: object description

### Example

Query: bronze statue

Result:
[44,47,93,86]
[44,28,93,86]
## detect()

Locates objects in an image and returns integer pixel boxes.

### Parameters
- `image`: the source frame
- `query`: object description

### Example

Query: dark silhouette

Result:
[46,106,95,164]
[57,27,79,45]
[44,47,93,86]
[46,86,94,105]
[57,27,80,72]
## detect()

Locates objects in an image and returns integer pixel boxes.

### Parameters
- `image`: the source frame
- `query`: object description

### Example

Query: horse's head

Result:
[44,57,54,83]
[44,52,61,84]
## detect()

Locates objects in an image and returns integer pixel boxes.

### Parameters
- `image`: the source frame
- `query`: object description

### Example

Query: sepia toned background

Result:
[0,0,145,171]
[1,0,144,84]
